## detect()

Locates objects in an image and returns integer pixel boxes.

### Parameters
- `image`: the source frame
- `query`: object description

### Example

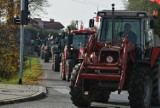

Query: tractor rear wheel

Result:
[128,64,152,108]
[152,55,160,105]
[60,62,66,80]
[52,54,60,72]
[44,51,49,62]
[69,64,91,107]
[40,50,44,59]
[59,54,66,80]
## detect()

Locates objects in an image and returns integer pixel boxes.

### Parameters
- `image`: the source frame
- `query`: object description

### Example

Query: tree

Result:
[0,0,50,79]
[0,0,20,78]
[29,0,50,17]
[123,0,158,12]
[123,0,160,36]
[67,20,78,30]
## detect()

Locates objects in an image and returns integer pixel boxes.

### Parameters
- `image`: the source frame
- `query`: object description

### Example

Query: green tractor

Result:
[51,34,65,72]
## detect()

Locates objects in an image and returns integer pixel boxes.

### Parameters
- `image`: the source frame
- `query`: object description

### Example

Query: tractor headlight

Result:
[70,47,74,50]
[90,54,94,59]
[106,56,114,63]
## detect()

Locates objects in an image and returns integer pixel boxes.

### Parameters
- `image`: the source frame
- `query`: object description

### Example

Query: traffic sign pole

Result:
[18,0,25,84]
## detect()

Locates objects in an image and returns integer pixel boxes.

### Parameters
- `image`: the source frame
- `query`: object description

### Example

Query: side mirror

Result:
[89,19,94,28]
[150,20,154,29]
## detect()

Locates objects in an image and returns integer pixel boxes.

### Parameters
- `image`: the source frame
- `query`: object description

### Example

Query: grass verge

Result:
[0,56,43,85]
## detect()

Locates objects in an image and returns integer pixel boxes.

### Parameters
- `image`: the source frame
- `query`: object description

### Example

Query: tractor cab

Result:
[90,10,155,60]
[66,30,96,59]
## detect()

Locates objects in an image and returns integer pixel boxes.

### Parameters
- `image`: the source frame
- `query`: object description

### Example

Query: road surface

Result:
[0,58,159,108]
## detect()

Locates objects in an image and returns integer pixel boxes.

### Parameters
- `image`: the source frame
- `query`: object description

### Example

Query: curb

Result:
[0,86,47,105]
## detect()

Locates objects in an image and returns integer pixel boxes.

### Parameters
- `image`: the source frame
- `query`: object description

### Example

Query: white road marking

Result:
[54,86,128,95]
[54,86,70,94]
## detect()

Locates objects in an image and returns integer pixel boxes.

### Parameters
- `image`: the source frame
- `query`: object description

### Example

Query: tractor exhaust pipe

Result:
[112,4,115,38]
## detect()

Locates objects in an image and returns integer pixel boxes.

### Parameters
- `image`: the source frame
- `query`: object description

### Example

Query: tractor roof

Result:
[71,30,96,35]
[98,10,151,18]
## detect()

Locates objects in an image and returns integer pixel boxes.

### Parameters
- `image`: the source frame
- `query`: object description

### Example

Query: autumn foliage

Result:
[0,0,20,79]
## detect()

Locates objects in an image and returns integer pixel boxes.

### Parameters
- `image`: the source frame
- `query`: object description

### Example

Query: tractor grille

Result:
[100,70,121,74]
[99,50,120,74]
[99,50,119,64]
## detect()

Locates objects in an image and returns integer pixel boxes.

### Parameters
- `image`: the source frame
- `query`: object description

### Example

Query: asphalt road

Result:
[0,58,159,108]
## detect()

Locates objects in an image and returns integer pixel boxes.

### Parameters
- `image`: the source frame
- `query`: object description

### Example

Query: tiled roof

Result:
[30,18,64,30]
[44,22,64,30]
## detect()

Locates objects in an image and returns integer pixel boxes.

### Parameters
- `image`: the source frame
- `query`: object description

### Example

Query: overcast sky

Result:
[42,0,125,29]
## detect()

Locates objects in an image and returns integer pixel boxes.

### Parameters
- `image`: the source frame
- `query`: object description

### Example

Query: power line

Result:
[84,0,109,7]
[72,0,124,9]
[72,0,93,6]
[72,0,109,8]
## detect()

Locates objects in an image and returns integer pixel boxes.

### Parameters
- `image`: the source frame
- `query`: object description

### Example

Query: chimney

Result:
[34,18,41,21]
[50,19,54,22]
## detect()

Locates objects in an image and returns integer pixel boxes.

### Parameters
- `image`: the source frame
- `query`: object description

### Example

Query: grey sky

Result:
[43,0,125,28]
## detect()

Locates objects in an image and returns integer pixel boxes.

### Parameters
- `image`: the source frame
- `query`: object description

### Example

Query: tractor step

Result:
[79,73,121,81]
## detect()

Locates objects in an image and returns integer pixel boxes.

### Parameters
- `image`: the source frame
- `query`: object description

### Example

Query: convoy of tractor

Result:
[37,4,160,108]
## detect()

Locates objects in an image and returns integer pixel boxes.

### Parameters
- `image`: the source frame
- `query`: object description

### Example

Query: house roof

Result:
[30,19,40,28]
[30,18,65,30]
[44,22,64,30]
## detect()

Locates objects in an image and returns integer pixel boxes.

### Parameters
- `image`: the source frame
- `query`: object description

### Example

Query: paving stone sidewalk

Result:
[0,84,46,105]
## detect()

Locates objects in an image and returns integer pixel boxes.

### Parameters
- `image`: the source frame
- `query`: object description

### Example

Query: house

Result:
[30,18,65,31]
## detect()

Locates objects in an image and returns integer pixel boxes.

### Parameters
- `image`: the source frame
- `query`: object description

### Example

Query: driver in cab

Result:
[116,23,137,44]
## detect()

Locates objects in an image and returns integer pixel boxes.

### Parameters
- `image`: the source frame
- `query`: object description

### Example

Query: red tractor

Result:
[60,29,96,81]
[69,4,160,108]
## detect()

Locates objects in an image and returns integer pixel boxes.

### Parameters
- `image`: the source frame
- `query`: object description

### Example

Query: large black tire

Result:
[128,64,152,108]
[60,62,66,80]
[152,55,160,105]
[65,59,75,81]
[94,90,111,103]
[52,54,60,72]
[44,51,49,62]
[59,54,66,80]
[40,50,44,59]
[69,64,91,107]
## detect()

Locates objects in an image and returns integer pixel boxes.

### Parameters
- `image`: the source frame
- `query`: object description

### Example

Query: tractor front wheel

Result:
[152,55,160,105]
[94,90,111,103]
[69,64,91,107]
[128,64,152,108]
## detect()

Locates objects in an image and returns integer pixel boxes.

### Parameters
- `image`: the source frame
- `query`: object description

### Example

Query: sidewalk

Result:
[0,84,47,105]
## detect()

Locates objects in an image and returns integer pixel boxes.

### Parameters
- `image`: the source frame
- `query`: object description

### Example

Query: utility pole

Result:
[18,0,25,84]
[18,0,30,84]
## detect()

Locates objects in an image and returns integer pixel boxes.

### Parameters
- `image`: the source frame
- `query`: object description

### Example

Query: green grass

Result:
[0,56,43,85]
